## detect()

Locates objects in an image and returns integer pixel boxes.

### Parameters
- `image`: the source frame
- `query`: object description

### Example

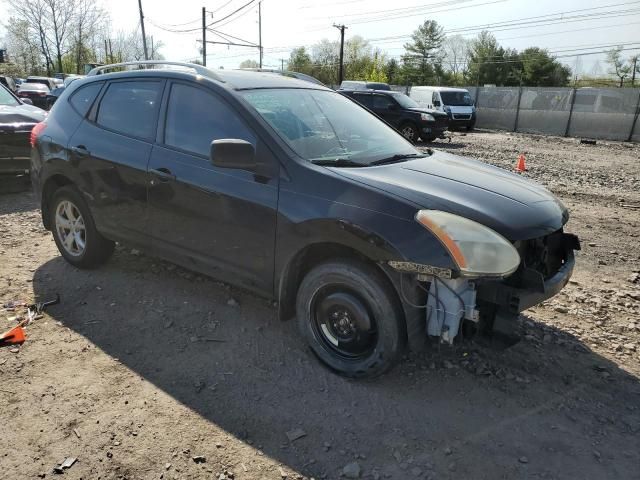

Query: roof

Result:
[86,61,330,91]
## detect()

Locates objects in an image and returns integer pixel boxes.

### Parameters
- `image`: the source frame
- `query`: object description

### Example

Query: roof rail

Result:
[87,61,224,82]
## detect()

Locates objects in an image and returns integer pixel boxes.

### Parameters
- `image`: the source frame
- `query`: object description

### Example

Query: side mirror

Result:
[210,139,256,171]
[21,98,33,105]
[433,100,441,107]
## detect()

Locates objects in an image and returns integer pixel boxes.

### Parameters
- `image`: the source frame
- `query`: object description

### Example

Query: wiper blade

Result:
[369,152,429,166]
[310,158,365,167]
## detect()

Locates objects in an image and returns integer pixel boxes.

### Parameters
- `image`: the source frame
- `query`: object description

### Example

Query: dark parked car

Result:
[17,82,50,109]
[0,83,47,185]
[31,61,579,378]
[339,80,391,91]
[45,87,65,110]
[0,75,17,92]
[340,89,449,142]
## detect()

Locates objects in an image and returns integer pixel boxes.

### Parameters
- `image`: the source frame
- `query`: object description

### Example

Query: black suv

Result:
[339,89,449,142]
[31,62,579,378]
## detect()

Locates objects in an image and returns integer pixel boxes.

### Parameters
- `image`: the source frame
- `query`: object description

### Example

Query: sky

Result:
[1,0,639,77]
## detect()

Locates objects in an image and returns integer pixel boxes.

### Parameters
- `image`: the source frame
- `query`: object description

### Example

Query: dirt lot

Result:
[1,131,639,480]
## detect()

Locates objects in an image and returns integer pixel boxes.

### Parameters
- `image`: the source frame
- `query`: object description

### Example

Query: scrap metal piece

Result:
[388,261,453,279]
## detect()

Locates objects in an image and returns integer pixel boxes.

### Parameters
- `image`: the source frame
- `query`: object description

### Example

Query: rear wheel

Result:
[50,186,114,268]
[296,259,406,378]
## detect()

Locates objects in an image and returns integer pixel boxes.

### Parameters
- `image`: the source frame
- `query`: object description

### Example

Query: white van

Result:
[410,86,476,130]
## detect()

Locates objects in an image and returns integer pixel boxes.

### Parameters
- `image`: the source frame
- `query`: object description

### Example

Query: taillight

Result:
[30,122,46,147]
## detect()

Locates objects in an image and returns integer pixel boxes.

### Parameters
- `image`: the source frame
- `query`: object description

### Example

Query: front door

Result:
[371,94,401,127]
[147,81,278,294]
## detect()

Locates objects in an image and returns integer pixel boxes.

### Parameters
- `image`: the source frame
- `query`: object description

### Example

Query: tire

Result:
[49,185,114,268]
[296,259,406,378]
[400,123,419,143]
[466,124,475,131]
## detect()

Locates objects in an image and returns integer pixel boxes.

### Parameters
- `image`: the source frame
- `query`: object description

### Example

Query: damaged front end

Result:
[390,211,580,347]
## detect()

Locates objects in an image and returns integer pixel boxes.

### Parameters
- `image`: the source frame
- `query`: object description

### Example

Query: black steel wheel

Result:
[296,259,406,378]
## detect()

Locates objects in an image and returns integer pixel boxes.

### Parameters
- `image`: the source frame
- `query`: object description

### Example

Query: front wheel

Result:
[49,186,115,268]
[296,260,406,378]
[400,123,419,143]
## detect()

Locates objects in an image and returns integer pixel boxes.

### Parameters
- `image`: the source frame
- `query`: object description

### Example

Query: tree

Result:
[4,17,44,75]
[519,47,571,86]
[440,35,470,85]
[385,58,399,84]
[402,20,444,85]
[366,52,387,83]
[606,46,632,87]
[288,47,312,74]
[239,59,259,69]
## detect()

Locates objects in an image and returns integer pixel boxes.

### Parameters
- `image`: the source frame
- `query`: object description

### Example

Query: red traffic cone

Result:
[0,325,26,347]
[515,154,527,173]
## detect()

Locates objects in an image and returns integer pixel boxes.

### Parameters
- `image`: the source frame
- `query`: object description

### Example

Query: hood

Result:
[0,103,47,130]
[408,107,448,117]
[332,150,568,241]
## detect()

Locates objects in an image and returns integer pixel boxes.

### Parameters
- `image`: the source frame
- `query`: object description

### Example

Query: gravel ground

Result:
[1,130,639,480]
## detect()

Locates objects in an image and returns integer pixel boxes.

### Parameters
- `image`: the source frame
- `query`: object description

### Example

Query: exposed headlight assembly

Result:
[415,210,521,277]
[420,113,435,122]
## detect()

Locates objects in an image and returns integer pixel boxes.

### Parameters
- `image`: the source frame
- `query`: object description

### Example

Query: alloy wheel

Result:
[55,200,86,257]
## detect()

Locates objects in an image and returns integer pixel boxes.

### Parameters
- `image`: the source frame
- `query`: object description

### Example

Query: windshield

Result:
[0,85,19,106]
[392,92,419,109]
[241,89,419,165]
[439,91,473,106]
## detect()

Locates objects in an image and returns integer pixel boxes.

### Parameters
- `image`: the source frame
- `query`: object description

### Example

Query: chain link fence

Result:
[464,86,640,142]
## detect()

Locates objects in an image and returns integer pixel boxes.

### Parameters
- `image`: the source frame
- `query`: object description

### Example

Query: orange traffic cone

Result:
[515,154,527,173]
[0,325,26,348]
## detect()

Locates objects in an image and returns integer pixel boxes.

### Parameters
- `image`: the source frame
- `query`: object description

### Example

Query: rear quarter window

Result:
[69,82,103,116]
[96,81,163,140]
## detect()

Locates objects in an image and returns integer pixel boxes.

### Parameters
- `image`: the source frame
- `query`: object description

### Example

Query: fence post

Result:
[513,86,523,132]
[564,87,577,137]
[627,89,640,142]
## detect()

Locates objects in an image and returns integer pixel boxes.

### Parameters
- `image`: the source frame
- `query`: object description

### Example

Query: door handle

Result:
[71,145,90,156]
[150,167,176,182]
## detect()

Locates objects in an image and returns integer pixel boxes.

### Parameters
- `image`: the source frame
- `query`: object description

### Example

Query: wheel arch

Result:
[41,174,74,230]
[276,241,427,352]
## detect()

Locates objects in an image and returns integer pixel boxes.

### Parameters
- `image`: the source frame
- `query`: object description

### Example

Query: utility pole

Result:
[109,38,113,63]
[104,39,109,63]
[333,24,347,85]
[258,2,263,68]
[202,6,207,66]
[632,56,638,87]
[150,37,154,60]
[137,0,149,60]
[280,58,284,70]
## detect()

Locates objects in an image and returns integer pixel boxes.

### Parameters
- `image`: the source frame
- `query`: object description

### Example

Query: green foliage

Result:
[606,47,633,87]
[520,47,571,86]
[401,20,444,85]
[366,52,387,83]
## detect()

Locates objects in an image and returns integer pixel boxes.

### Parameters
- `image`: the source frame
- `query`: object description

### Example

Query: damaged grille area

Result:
[514,230,568,280]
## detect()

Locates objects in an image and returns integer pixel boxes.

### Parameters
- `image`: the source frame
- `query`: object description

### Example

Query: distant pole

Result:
[138,0,149,60]
[333,24,347,84]
[104,39,109,63]
[281,58,284,70]
[258,2,263,68]
[632,56,638,87]
[150,37,154,60]
[202,7,207,66]
[109,38,113,63]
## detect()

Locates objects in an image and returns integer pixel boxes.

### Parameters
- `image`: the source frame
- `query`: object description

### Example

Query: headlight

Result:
[415,210,520,277]
[420,113,435,122]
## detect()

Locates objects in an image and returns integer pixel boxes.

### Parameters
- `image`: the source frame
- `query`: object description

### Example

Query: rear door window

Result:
[69,82,103,116]
[163,82,255,158]
[96,81,163,140]
[352,92,372,108]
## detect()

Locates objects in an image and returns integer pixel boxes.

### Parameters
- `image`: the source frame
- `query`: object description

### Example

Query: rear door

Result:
[147,81,279,294]
[68,79,164,248]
